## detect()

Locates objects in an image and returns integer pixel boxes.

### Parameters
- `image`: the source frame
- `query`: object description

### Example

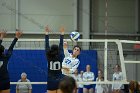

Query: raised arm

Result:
[7,30,22,57]
[0,30,7,45]
[45,25,50,52]
[63,41,70,57]
[59,26,64,54]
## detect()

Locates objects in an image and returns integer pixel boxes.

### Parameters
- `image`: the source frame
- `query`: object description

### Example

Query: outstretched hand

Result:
[63,41,68,49]
[59,26,65,35]
[0,29,7,39]
[45,25,51,34]
[15,29,23,38]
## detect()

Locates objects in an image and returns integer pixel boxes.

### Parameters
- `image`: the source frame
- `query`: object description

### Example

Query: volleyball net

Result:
[2,38,140,92]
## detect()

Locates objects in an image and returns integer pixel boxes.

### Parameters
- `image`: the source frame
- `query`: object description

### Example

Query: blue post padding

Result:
[78,50,98,74]
[8,50,97,93]
[9,50,48,93]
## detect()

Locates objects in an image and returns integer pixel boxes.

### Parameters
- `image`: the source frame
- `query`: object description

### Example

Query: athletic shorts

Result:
[47,74,65,90]
[78,88,83,93]
[0,79,10,90]
[84,85,93,89]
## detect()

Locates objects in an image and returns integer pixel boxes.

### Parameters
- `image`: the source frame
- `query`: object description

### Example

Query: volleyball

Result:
[70,31,80,42]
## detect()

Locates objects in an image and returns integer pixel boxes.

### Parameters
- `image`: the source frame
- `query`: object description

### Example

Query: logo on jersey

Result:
[0,61,3,68]
[50,61,61,70]
[65,59,71,64]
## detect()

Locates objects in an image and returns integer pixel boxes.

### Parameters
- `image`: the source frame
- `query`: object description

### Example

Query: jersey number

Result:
[50,61,61,70]
[65,59,71,64]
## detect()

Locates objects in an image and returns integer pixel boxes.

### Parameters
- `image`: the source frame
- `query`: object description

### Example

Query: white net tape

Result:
[10,81,129,85]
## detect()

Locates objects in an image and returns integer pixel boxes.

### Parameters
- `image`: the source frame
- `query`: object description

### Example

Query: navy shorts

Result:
[78,88,83,93]
[0,79,10,90]
[47,74,65,90]
[84,85,93,89]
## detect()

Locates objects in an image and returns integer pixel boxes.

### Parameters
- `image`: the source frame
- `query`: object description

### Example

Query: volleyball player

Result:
[83,65,95,93]
[0,30,22,93]
[62,41,81,76]
[112,64,124,93]
[95,69,108,93]
[45,25,65,93]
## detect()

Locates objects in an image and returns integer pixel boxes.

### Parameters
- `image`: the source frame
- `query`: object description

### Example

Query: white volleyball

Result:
[70,31,80,42]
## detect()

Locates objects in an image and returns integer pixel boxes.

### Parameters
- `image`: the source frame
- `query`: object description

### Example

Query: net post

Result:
[116,40,127,80]
[104,39,108,81]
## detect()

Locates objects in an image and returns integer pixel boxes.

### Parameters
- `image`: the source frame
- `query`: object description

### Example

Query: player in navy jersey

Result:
[0,30,22,93]
[45,25,65,93]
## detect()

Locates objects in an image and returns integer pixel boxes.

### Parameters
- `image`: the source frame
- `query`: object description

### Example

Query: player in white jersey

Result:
[112,64,124,93]
[83,65,95,93]
[95,70,108,93]
[62,41,81,76]
[77,71,84,93]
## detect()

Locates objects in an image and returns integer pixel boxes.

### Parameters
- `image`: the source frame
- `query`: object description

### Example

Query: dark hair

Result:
[129,80,140,92]
[47,44,59,59]
[97,69,104,81]
[73,45,81,51]
[115,64,120,68]
[59,76,77,93]
[0,45,5,55]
